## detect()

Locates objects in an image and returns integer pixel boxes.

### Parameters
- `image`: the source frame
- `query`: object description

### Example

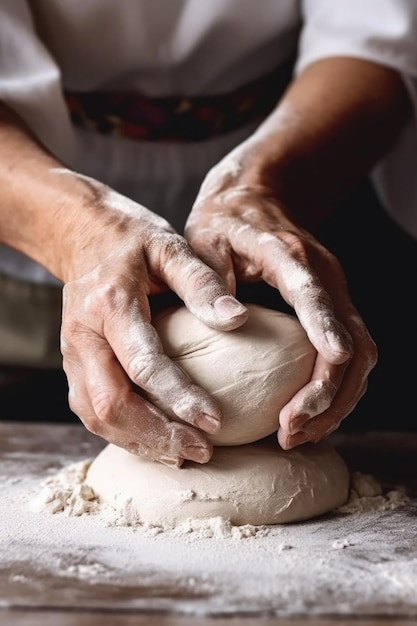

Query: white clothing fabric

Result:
[0,0,416,285]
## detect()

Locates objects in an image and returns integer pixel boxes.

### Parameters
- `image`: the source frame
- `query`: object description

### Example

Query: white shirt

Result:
[1,0,416,284]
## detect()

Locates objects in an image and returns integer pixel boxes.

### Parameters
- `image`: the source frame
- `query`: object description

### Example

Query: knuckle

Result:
[273,231,320,269]
[188,266,222,293]
[92,282,130,315]
[186,226,223,250]
[283,231,310,257]
[90,388,122,429]
[366,337,378,369]
[308,379,335,414]
[67,382,121,435]
[60,320,88,353]
[169,420,189,441]
[126,353,157,389]
[149,232,196,278]
[67,384,90,417]
[75,280,132,319]
[154,232,190,260]
[67,393,80,416]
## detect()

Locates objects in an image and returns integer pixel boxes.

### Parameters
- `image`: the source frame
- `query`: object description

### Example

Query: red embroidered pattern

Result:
[64,64,293,143]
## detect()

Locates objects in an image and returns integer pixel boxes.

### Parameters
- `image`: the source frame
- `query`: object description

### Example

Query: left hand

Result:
[185,162,377,450]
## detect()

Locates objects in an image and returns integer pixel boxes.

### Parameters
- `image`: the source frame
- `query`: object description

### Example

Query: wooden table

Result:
[1,422,417,625]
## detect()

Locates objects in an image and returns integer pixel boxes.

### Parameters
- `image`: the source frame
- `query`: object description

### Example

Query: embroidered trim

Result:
[64,64,293,143]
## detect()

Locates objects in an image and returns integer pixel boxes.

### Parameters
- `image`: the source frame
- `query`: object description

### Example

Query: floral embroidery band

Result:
[64,63,293,143]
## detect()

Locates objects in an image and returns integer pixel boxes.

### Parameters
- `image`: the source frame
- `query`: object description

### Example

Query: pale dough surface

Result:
[86,304,349,528]
[86,440,350,527]
[148,304,317,445]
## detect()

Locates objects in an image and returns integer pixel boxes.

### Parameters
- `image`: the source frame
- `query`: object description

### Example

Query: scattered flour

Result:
[4,423,417,617]
[29,459,411,537]
[337,470,410,514]
[30,459,97,517]
[29,458,271,539]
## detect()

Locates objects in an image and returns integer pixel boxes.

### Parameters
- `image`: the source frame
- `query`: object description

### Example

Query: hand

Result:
[185,165,377,449]
[57,171,248,466]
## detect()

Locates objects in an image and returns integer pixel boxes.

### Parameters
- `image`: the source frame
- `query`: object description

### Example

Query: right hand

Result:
[56,170,249,467]
[186,159,378,450]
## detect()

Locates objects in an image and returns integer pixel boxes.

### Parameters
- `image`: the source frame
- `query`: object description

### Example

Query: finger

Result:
[278,351,348,435]
[226,225,353,363]
[278,381,337,449]
[276,302,377,449]
[186,227,237,294]
[63,343,214,464]
[147,231,248,331]
[279,341,373,450]
[64,365,183,466]
[103,299,225,433]
[277,429,310,450]
[124,441,184,468]
[278,381,368,450]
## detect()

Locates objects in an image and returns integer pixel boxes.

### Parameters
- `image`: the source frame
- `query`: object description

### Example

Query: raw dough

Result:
[86,304,347,529]
[86,439,350,527]
[148,304,317,445]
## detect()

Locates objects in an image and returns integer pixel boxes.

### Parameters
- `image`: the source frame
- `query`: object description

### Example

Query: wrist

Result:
[202,57,411,231]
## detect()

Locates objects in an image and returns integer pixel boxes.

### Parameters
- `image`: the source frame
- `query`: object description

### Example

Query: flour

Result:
[30,459,97,517]
[337,470,410,514]
[29,458,271,538]
[29,458,410,537]
[4,421,417,618]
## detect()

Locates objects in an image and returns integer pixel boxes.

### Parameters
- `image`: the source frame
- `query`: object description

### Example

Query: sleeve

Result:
[0,0,75,163]
[296,0,417,78]
[295,0,417,240]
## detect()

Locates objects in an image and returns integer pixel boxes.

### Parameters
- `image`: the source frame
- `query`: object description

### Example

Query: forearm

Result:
[222,57,412,229]
[0,102,107,281]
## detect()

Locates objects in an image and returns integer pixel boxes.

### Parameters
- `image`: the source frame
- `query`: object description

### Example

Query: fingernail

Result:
[283,432,309,449]
[159,455,183,468]
[196,413,221,434]
[182,445,212,464]
[288,415,309,435]
[213,296,247,319]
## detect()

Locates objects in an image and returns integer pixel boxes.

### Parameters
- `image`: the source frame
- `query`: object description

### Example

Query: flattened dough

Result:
[86,440,350,527]
[147,304,317,445]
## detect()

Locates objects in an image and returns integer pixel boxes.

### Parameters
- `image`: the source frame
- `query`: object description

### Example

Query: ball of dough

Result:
[148,304,316,445]
[86,440,350,527]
